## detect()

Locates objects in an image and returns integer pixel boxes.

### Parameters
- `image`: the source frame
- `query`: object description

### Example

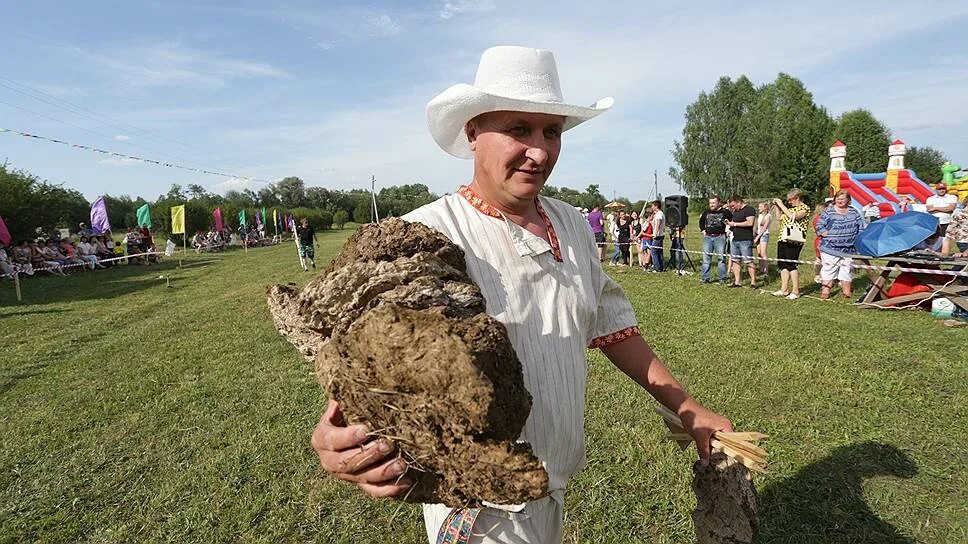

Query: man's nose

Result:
[524,143,549,165]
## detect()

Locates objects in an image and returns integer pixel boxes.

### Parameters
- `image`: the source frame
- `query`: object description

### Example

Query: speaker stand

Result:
[670,229,696,273]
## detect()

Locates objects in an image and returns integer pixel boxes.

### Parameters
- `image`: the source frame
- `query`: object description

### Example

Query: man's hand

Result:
[677,399,733,465]
[311,399,413,498]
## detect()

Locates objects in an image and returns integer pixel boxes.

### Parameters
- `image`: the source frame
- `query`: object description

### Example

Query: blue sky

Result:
[1,0,967,203]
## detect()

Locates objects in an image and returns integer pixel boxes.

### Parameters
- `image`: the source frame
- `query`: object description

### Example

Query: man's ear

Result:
[465,120,477,152]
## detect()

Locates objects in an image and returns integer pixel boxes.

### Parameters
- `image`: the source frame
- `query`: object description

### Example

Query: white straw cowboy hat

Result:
[427,45,614,159]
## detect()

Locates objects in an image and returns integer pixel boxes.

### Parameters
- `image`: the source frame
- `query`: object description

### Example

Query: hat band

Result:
[477,72,563,103]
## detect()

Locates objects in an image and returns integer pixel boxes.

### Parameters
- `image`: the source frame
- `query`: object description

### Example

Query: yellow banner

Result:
[171,205,186,234]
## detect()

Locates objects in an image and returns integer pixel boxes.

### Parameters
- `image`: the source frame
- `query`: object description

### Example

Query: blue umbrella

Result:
[855,211,939,257]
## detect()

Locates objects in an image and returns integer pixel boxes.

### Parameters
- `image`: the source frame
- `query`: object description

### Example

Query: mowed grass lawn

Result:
[1,225,965,543]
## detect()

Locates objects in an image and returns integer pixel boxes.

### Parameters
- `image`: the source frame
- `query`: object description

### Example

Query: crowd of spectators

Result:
[233,225,283,248]
[0,220,296,281]
[578,186,967,303]
[0,222,162,280]
[192,230,230,252]
[584,201,666,273]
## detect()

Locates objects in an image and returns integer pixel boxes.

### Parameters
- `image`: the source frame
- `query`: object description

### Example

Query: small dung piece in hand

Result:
[692,453,759,544]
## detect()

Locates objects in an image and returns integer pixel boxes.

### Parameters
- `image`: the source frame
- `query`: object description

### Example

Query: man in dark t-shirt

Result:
[295,218,317,271]
[698,196,731,283]
[725,195,757,288]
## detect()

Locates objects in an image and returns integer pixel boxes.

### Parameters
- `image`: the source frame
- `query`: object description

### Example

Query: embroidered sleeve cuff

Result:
[588,325,641,349]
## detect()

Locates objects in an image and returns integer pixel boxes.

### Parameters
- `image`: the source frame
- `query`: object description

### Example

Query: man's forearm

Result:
[601,335,696,414]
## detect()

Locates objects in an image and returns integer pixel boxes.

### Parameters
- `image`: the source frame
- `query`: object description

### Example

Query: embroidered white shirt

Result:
[403,186,640,501]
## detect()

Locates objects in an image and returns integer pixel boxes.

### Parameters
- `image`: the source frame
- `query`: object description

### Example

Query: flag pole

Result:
[292,219,306,270]
[13,271,22,302]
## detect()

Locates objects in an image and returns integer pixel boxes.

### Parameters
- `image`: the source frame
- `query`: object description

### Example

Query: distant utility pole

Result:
[370,175,381,223]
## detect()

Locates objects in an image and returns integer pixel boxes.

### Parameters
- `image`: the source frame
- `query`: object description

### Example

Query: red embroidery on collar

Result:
[456,185,563,262]
[588,326,641,349]
[534,198,563,262]
[457,185,503,219]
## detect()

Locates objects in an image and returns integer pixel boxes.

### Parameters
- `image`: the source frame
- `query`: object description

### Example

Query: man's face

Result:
[938,187,947,196]
[709,198,720,210]
[467,111,564,201]
[834,194,850,208]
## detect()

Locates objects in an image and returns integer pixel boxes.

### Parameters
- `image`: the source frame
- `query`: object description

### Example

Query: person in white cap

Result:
[310,46,731,543]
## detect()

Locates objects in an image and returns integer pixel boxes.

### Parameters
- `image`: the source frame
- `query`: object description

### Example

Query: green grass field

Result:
[1,227,965,543]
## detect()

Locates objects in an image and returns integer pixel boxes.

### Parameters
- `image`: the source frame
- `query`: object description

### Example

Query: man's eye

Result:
[508,126,529,136]
[544,128,561,139]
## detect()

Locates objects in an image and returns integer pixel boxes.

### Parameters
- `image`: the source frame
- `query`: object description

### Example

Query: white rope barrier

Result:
[0,249,161,279]
[1,236,285,281]
[595,241,968,277]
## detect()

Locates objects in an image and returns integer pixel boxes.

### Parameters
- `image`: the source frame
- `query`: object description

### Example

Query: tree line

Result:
[0,166,448,242]
[669,74,949,204]
[1,165,640,243]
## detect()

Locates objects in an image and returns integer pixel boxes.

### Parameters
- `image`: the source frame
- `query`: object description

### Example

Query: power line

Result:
[0,77,247,172]
[1,126,276,184]
[0,96,208,168]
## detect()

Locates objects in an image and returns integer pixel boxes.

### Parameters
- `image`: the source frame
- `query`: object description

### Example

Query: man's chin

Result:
[508,174,546,194]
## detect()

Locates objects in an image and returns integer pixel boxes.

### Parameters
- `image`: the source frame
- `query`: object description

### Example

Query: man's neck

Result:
[468,179,539,223]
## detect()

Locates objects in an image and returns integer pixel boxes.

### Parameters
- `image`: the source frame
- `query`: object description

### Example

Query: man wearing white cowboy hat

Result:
[311,45,731,543]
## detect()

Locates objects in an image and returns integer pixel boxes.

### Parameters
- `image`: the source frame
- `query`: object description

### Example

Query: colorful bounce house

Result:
[829,139,937,217]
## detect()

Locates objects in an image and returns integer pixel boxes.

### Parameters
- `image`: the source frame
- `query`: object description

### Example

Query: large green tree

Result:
[670,76,757,199]
[832,109,891,173]
[740,74,833,199]
[540,183,606,209]
[377,183,438,217]
[905,146,948,184]
[276,176,307,208]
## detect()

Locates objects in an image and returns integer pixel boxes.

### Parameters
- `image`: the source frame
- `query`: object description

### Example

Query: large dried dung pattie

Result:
[267,218,548,506]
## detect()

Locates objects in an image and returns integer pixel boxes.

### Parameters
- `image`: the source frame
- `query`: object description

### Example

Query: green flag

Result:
[238,209,247,227]
[261,207,267,226]
[136,204,152,228]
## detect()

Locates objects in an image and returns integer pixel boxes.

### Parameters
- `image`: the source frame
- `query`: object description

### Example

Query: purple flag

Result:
[213,208,224,232]
[90,196,111,234]
[0,215,10,246]
[255,211,263,228]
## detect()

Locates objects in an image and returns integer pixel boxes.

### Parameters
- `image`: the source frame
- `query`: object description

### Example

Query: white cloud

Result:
[273,7,406,41]
[113,134,130,141]
[212,177,253,193]
[368,14,402,36]
[440,0,495,19]
[70,42,291,90]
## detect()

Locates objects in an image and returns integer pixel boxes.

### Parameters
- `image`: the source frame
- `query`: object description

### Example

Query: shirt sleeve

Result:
[815,210,830,234]
[587,251,640,349]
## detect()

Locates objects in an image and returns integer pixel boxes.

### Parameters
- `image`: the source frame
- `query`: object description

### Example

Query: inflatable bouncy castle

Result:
[829,139,938,218]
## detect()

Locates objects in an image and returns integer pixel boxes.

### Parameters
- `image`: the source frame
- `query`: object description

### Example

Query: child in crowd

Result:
[754,201,771,276]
